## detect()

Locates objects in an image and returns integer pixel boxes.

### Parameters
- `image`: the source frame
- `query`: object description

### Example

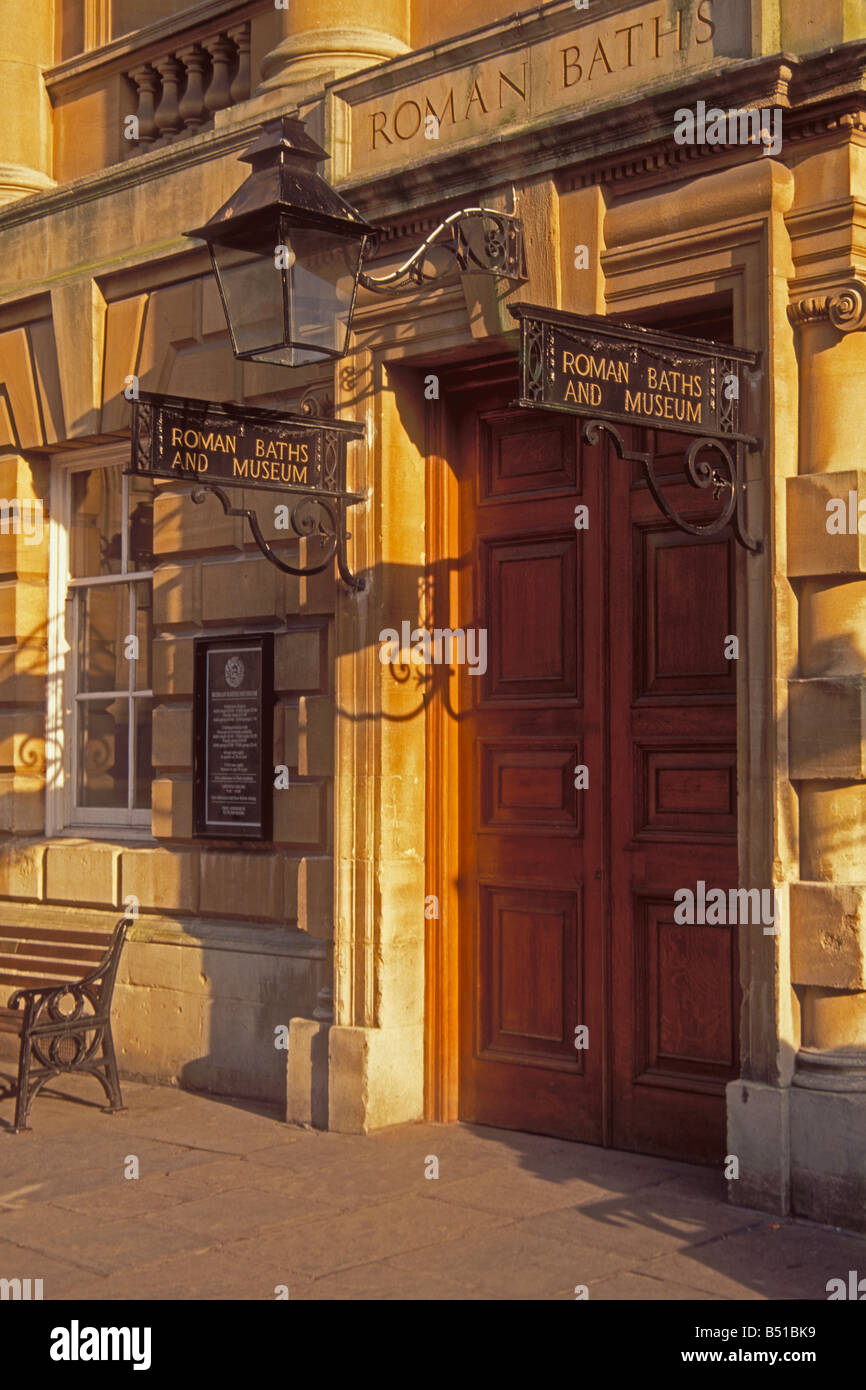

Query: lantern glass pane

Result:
[211,240,286,358]
[285,228,365,364]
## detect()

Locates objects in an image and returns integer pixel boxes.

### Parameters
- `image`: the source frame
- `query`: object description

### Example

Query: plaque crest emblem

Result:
[224,656,245,689]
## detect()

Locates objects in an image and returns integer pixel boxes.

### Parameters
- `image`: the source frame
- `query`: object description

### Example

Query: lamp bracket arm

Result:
[359,207,526,295]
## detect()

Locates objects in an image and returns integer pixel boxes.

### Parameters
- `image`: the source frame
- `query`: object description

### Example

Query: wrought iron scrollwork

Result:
[581,420,762,553]
[358,207,526,296]
[192,483,365,590]
[7,918,128,1131]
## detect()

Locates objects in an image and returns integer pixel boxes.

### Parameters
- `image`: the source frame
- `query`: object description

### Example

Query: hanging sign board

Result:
[131,391,364,496]
[510,304,760,443]
[193,635,274,841]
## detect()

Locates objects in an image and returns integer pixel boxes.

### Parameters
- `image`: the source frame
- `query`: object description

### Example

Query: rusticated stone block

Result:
[121,847,199,915]
[297,856,333,937]
[787,471,866,577]
[154,484,243,557]
[274,701,299,768]
[201,556,282,623]
[790,881,866,988]
[298,696,333,776]
[0,775,45,834]
[152,704,193,770]
[45,841,119,907]
[273,781,325,848]
[0,841,44,899]
[152,776,193,839]
[199,851,283,920]
[275,627,322,692]
[153,562,201,628]
[152,634,194,698]
[788,678,866,778]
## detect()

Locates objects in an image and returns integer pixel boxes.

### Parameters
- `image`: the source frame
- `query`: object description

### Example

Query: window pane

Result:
[129,473,154,572]
[135,582,152,690]
[76,584,130,693]
[132,696,153,810]
[76,697,128,808]
[70,468,123,577]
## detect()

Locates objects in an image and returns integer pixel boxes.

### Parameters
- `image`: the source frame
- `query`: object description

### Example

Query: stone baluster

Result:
[153,56,185,139]
[203,35,234,115]
[177,44,209,132]
[228,25,251,104]
[128,65,160,144]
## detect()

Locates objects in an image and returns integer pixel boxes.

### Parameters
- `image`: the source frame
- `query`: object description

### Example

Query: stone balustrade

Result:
[125,22,250,150]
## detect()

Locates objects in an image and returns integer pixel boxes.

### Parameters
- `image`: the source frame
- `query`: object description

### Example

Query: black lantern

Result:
[186,116,376,368]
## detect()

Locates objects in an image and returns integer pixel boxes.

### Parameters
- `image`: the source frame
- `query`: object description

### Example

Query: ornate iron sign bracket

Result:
[189,480,363,589]
[129,391,367,590]
[511,304,763,553]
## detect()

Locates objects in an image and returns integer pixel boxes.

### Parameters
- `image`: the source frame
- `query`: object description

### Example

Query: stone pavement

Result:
[0,1072,863,1301]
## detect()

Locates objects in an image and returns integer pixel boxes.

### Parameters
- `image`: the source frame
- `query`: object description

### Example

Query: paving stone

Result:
[428,1162,624,1217]
[0,1206,215,1277]
[0,1237,95,1300]
[91,1250,308,1302]
[387,1221,632,1298]
[644,1221,866,1301]
[223,1193,500,1279]
[586,1269,726,1300]
[528,1187,761,1260]
[150,1185,341,1240]
[290,1261,478,1301]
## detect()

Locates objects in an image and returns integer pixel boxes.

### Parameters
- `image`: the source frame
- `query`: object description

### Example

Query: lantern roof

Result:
[186,115,377,245]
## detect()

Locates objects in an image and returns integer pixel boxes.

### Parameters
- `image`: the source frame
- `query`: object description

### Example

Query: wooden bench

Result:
[0,918,128,1132]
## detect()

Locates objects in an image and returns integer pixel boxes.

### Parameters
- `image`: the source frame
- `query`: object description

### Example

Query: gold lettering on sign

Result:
[561,350,629,385]
[624,389,702,424]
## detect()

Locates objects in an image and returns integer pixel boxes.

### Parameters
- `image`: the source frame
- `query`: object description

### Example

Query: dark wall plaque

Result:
[511,303,760,443]
[193,635,274,840]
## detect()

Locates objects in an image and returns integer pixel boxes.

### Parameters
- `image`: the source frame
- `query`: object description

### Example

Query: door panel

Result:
[454,373,739,1163]
[608,428,739,1162]
[457,383,605,1143]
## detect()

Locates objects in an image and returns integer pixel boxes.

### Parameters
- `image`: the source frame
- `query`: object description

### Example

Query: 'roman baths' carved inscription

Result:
[341,0,748,175]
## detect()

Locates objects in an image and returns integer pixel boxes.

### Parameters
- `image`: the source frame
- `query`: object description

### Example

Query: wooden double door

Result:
[453,367,739,1164]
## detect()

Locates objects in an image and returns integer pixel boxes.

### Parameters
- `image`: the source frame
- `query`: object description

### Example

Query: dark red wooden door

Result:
[455,370,739,1164]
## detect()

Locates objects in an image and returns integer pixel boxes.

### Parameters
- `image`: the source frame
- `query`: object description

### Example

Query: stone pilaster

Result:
[786,279,866,1229]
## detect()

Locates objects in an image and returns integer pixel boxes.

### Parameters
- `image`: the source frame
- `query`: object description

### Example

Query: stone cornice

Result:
[788,280,866,333]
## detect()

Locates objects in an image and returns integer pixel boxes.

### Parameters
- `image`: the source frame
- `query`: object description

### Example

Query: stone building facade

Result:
[0,0,865,1232]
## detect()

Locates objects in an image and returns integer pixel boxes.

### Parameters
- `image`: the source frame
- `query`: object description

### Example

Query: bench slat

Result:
[0,925,112,948]
[3,941,106,963]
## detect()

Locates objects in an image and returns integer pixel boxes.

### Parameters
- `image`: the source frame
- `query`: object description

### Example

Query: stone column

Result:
[786,281,866,1228]
[257,0,410,102]
[0,0,55,205]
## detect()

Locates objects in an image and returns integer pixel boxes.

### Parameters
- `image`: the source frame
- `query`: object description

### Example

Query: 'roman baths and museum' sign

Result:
[511,304,760,444]
[130,391,364,496]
